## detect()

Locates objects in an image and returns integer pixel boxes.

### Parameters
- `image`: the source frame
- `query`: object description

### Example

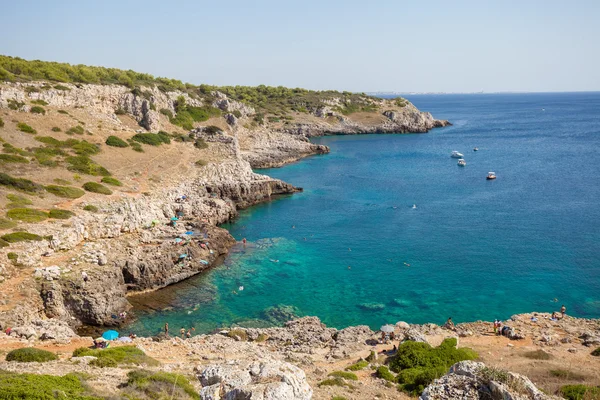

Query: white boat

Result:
[473,147,479,151]
[451,151,464,158]
[457,159,466,167]
[486,172,496,180]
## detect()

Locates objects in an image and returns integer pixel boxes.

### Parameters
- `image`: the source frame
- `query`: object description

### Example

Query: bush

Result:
[0,173,44,193]
[0,239,9,247]
[6,348,57,362]
[72,346,158,366]
[45,185,85,199]
[83,182,113,195]
[232,110,242,118]
[131,133,164,146]
[6,194,33,206]
[101,177,122,186]
[227,329,248,341]
[1,231,43,243]
[0,218,18,229]
[8,100,25,110]
[523,350,552,360]
[90,357,117,368]
[30,106,45,114]
[376,366,396,382]
[105,135,129,147]
[195,159,207,167]
[17,122,36,134]
[194,138,208,149]
[66,155,111,176]
[49,209,75,219]
[0,117,4,128]
[318,377,355,389]
[327,371,358,381]
[57,109,69,114]
[31,99,48,106]
[390,338,478,395]
[549,369,586,381]
[51,126,61,132]
[124,370,200,400]
[157,131,171,144]
[159,108,173,118]
[0,154,29,163]
[591,347,600,357]
[83,204,98,212]
[6,208,48,222]
[66,125,85,135]
[0,371,100,400]
[130,142,144,152]
[560,384,600,400]
[346,360,369,371]
[115,108,126,115]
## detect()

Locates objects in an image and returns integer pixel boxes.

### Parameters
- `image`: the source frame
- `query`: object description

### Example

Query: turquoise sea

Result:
[126,92,600,336]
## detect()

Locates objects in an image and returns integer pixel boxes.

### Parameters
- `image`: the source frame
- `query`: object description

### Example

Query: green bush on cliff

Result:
[72,346,158,367]
[376,366,396,382]
[0,154,29,163]
[328,371,358,381]
[66,125,85,135]
[0,173,44,193]
[66,156,111,176]
[17,122,36,134]
[30,105,46,115]
[0,117,4,128]
[31,99,48,106]
[83,204,98,212]
[132,133,165,146]
[0,218,18,230]
[101,177,122,186]
[6,348,58,362]
[346,360,369,371]
[45,185,86,199]
[560,384,600,400]
[1,231,43,243]
[390,338,478,395]
[83,182,113,195]
[105,135,129,147]
[6,208,49,222]
[591,347,600,357]
[123,370,200,400]
[0,371,101,399]
[49,209,75,219]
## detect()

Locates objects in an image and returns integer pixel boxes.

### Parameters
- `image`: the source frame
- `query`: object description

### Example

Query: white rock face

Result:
[198,360,313,400]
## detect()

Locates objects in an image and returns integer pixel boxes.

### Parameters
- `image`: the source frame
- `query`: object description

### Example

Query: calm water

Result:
[126,93,600,336]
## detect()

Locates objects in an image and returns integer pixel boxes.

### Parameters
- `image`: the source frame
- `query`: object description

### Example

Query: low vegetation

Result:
[194,138,208,149]
[105,135,129,147]
[1,231,43,243]
[131,132,170,146]
[48,209,75,219]
[6,348,57,362]
[522,349,552,360]
[83,204,98,212]
[66,155,110,176]
[390,338,478,395]
[16,122,36,134]
[0,371,101,400]
[83,181,113,195]
[45,185,86,199]
[122,370,200,400]
[559,384,600,400]
[31,99,48,106]
[327,371,358,381]
[51,126,61,132]
[0,153,29,163]
[0,173,44,193]
[376,366,396,382]
[30,105,45,114]
[227,329,248,341]
[6,208,48,222]
[6,194,33,207]
[0,117,4,127]
[345,360,369,371]
[101,176,122,186]
[0,218,17,230]
[66,125,85,135]
[72,346,158,367]
[318,377,355,389]
[591,347,600,357]
[195,159,208,167]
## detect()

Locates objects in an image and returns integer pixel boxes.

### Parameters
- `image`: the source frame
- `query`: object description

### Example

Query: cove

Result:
[126,92,600,337]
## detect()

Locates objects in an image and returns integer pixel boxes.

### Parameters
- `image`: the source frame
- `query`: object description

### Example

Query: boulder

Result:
[403,328,427,343]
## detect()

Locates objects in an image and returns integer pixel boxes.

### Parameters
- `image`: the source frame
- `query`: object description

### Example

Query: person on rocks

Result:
[560,305,566,318]
[242,238,247,246]
[186,329,192,339]
[164,322,169,337]
[444,317,455,330]
[180,327,186,339]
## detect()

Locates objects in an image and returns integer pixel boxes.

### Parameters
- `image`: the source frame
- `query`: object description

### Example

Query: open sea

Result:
[126,92,600,336]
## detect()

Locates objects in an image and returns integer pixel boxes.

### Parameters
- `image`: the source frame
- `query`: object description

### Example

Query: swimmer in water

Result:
[348,266,351,270]
[270,259,279,263]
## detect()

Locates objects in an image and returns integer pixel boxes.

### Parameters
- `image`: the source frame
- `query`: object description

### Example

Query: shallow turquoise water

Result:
[126,93,600,336]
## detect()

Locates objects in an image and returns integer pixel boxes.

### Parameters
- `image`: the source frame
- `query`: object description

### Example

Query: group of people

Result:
[164,323,195,339]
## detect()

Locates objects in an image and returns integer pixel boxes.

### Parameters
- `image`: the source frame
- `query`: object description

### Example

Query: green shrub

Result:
[49,209,75,219]
[30,105,45,115]
[0,173,44,193]
[0,154,29,163]
[90,357,117,368]
[0,239,9,247]
[131,133,164,146]
[51,126,61,132]
[523,350,552,360]
[124,370,200,400]
[17,122,36,134]
[57,109,69,114]
[0,117,4,128]
[7,252,18,262]
[115,108,126,115]
[6,348,57,362]
[346,360,369,371]
[1,232,43,243]
[130,142,144,152]
[3,143,30,156]
[6,208,48,222]
[376,366,396,382]
[560,384,600,400]
[331,397,348,400]
[101,177,122,186]
[31,99,48,106]
[66,155,111,176]
[83,182,112,195]
[6,194,33,206]
[66,125,84,135]
[327,371,358,381]
[72,346,158,366]
[157,130,171,144]
[8,100,25,110]
[159,108,173,118]
[83,204,98,212]
[591,347,600,357]
[390,338,477,395]
[232,110,242,118]
[105,135,129,147]
[227,329,248,341]
[194,138,208,149]
[71,140,100,155]
[45,185,85,199]
[318,377,355,389]
[549,369,586,381]
[172,133,194,143]
[53,178,71,184]
[195,159,207,167]
[0,371,100,400]
[0,218,17,229]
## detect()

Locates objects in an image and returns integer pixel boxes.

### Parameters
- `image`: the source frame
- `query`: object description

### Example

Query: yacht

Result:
[473,147,479,151]
[457,159,466,167]
[486,172,497,180]
[451,151,464,158]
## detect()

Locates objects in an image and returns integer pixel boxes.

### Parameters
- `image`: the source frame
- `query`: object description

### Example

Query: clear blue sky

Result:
[1,0,599,92]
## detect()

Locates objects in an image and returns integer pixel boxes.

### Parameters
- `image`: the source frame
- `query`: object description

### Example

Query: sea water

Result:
[126,92,600,336]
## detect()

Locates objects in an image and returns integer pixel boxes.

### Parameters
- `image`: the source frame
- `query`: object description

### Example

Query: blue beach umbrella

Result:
[102,330,119,340]
[185,231,194,235]
[170,217,179,221]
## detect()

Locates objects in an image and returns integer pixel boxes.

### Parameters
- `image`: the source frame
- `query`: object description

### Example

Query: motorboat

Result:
[451,151,464,158]
[486,172,496,180]
[473,147,479,151]
[457,159,466,167]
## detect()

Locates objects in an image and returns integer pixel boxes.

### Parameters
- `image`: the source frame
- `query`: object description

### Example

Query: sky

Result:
[1,0,599,93]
